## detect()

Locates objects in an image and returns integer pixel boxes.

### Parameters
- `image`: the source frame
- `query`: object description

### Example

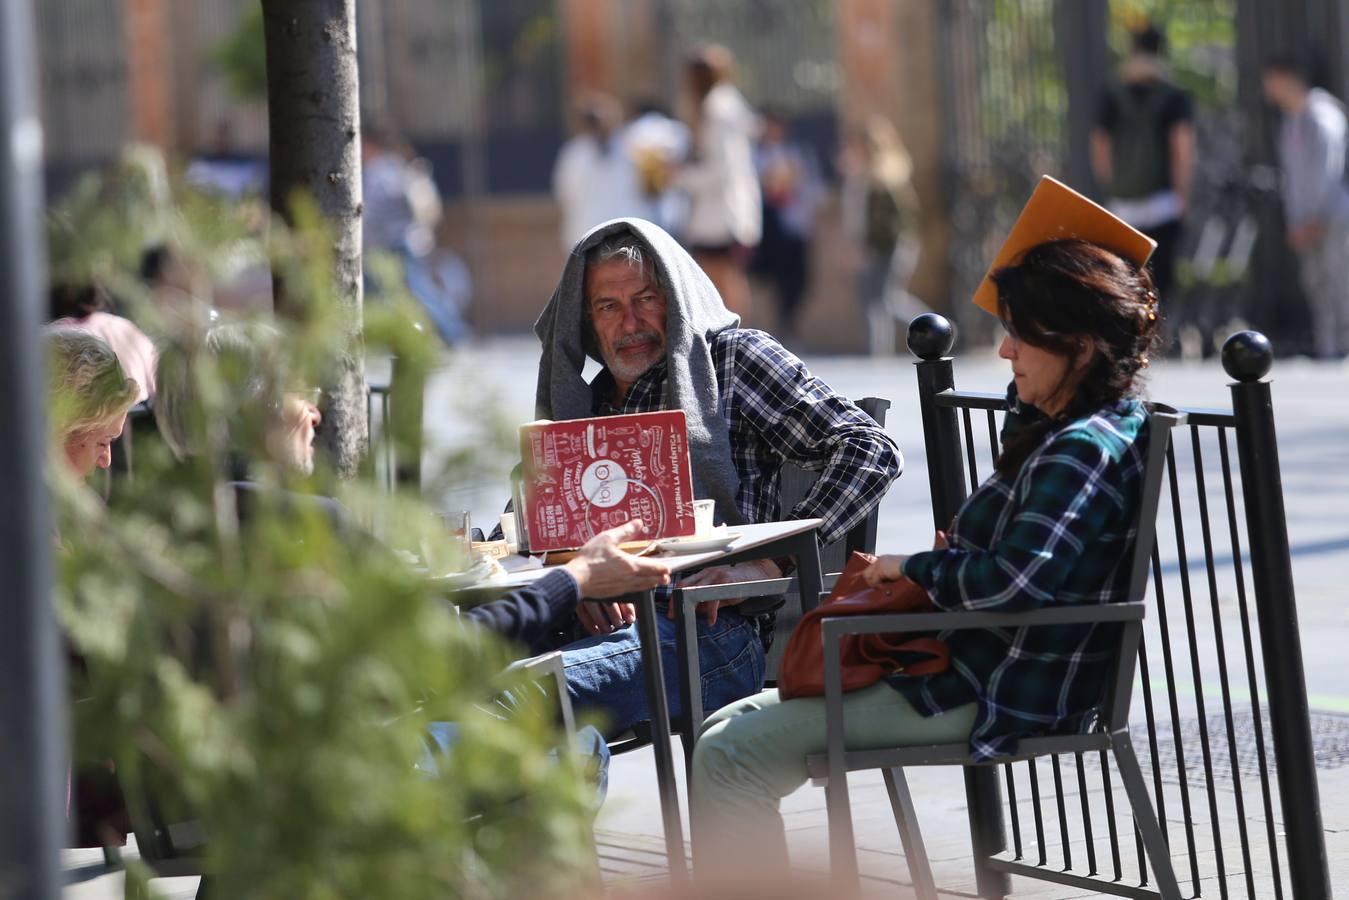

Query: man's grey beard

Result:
[605,331,666,383]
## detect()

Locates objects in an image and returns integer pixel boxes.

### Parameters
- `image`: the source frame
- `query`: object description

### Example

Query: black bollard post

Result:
[909,314,969,529]
[1223,332,1332,900]
[0,0,65,897]
[908,314,1009,899]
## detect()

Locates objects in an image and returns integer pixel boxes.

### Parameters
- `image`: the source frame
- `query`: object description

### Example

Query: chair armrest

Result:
[669,577,796,605]
[506,650,576,740]
[820,602,1147,641]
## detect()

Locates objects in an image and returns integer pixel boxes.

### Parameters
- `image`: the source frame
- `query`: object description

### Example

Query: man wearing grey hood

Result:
[535,217,902,735]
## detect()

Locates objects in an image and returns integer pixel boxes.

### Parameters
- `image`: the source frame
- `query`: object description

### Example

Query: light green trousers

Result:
[690,683,978,875]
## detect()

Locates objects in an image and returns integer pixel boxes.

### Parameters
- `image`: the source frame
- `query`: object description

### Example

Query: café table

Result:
[448,518,825,884]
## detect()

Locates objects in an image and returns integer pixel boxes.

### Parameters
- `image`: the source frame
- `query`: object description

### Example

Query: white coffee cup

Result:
[692,499,716,535]
[499,512,519,548]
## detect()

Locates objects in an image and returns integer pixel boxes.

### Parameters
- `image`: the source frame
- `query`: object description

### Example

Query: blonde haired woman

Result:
[44,327,140,478]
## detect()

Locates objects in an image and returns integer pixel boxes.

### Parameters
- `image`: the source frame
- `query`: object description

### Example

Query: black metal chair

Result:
[366,355,425,493]
[608,397,893,768]
[803,410,1184,899]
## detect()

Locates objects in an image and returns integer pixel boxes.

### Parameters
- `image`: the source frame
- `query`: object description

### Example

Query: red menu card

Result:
[518,410,697,552]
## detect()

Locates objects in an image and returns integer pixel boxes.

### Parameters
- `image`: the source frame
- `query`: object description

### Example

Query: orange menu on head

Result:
[972,175,1157,316]
[517,410,697,553]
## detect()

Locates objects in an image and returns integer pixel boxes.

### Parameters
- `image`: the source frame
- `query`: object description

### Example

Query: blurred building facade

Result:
[35,0,1349,352]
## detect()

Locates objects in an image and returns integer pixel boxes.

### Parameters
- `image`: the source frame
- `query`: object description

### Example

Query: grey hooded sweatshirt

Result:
[534,217,746,525]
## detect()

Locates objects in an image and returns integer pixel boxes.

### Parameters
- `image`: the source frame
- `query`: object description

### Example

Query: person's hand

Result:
[671,559,783,626]
[861,554,909,588]
[933,531,949,551]
[564,519,671,601]
[576,598,635,636]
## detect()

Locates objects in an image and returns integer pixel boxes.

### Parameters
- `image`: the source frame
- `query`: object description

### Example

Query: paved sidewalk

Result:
[594,736,1349,897]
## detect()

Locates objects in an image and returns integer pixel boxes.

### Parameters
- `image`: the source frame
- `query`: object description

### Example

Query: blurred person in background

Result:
[1263,55,1349,359]
[676,44,762,321]
[1091,20,1194,305]
[553,93,652,248]
[44,328,140,479]
[140,243,222,325]
[840,116,922,355]
[751,110,824,341]
[362,120,472,347]
[625,99,692,236]
[49,282,157,403]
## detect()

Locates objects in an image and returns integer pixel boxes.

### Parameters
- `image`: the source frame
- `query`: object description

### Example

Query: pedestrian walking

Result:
[751,110,824,340]
[1263,55,1349,359]
[1091,21,1195,308]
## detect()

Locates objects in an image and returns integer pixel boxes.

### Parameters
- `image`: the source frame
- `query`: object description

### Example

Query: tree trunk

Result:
[261,0,366,477]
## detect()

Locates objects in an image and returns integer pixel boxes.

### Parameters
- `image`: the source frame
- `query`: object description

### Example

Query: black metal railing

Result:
[906,314,1330,900]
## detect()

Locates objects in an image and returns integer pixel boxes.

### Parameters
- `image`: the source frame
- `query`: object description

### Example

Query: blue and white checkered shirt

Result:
[590,328,901,547]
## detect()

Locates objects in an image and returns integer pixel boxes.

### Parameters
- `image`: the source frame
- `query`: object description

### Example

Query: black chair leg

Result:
[883,767,938,900]
[1113,737,1181,900]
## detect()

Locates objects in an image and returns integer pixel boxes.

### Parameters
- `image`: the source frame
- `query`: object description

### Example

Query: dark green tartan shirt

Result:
[890,396,1150,761]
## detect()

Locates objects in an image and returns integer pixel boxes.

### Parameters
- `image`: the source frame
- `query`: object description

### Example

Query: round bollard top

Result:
[1221,331,1274,382]
[907,313,956,360]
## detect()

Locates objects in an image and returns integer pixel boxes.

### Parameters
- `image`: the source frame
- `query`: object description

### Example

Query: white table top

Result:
[446,518,824,593]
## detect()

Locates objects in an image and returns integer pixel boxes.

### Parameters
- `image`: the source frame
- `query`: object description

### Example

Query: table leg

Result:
[791,531,824,613]
[675,596,702,781]
[634,589,688,883]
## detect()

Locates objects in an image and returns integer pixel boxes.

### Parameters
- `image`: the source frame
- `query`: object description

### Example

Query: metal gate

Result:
[936,0,1068,339]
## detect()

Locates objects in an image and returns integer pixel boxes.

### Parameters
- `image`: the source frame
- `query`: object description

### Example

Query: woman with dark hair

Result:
[689,234,1163,875]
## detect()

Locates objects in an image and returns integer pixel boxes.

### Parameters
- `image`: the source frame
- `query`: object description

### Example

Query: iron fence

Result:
[908,314,1330,899]
[936,0,1067,340]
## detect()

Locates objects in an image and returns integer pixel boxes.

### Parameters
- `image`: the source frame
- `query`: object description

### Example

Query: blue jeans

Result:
[420,721,612,800]
[560,608,766,736]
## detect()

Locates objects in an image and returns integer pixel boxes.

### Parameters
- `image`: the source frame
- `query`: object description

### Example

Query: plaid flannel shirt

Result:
[590,328,901,547]
[892,398,1149,761]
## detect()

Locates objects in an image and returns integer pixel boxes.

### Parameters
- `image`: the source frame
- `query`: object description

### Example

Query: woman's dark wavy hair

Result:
[993,238,1163,476]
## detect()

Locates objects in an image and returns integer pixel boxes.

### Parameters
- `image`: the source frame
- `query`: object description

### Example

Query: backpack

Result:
[1108,82,1175,199]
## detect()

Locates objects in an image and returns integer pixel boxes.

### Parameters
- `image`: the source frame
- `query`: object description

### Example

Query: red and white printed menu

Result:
[518,410,696,552]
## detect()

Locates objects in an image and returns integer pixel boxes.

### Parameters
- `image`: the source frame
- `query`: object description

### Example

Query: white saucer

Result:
[654,532,742,554]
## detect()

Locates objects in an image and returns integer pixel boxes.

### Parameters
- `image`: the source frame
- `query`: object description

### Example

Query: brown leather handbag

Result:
[778,551,950,700]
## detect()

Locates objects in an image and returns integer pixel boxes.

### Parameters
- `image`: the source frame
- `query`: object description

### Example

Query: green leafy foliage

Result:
[211,4,269,103]
[51,171,596,898]
[1109,0,1238,107]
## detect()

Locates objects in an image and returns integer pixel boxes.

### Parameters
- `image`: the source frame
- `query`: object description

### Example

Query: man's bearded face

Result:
[584,259,669,386]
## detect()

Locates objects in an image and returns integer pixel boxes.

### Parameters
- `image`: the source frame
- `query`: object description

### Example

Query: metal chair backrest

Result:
[764,397,891,680]
[1099,408,1185,734]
